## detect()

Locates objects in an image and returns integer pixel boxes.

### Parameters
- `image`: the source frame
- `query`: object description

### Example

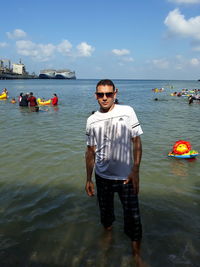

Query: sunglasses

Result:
[96,92,114,98]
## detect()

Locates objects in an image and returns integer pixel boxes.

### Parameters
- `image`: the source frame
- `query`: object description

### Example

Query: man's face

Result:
[95,85,116,112]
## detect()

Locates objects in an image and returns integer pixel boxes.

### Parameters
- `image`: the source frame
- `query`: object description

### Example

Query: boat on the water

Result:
[39,69,56,79]
[0,59,37,79]
[55,69,76,79]
[0,73,36,79]
[39,69,76,79]
[0,59,77,80]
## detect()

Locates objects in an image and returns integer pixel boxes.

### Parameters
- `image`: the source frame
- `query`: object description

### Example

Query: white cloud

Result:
[6,28,95,61]
[112,49,130,56]
[16,40,36,56]
[169,0,200,3]
[39,43,55,58]
[164,9,200,40]
[57,40,72,55]
[7,29,27,39]
[15,39,94,61]
[0,42,8,47]
[16,40,56,62]
[148,55,200,73]
[152,58,169,69]
[190,58,200,65]
[122,57,134,62]
[173,55,200,68]
[76,42,94,57]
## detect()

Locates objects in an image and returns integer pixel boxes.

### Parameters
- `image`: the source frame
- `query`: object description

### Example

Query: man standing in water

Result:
[85,79,143,258]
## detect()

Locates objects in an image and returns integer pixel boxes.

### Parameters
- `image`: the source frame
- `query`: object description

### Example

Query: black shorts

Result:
[95,173,142,241]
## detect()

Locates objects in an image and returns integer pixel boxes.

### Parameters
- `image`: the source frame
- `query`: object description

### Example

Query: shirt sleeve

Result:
[129,107,143,137]
[86,119,97,146]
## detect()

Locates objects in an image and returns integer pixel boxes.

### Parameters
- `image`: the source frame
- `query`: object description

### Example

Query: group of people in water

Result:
[171,88,200,98]
[172,89,200,104]
[0,88,58,112]
[152,87,200,104]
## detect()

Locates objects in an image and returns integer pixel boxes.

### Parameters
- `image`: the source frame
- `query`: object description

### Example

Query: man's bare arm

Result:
[85,145,96,196]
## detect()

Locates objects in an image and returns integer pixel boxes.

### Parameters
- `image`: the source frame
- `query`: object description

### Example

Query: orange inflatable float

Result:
[173,140,191,155]
[168,140,199,159]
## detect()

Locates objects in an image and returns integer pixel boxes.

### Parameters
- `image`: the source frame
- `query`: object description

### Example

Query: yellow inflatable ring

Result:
[37,98,51,105]
[0,93,7,100]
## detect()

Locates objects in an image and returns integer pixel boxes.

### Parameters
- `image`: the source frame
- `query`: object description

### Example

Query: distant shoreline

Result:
[0,78,199,81]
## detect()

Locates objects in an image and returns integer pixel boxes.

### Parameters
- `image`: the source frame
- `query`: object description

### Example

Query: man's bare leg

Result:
[132,241,148,267]
[105,225,112,231]
[132,240,141,256]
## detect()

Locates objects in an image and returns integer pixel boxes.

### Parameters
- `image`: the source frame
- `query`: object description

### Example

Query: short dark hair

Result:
[96,79,115,92]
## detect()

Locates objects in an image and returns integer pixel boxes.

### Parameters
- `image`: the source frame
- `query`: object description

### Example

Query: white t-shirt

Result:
[86,104,143,180]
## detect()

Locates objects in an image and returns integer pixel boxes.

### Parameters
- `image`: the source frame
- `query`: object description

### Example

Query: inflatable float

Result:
[152,88,164,93]
[0,93,7,100]
[37,98,51,105]
[168,140,199,159]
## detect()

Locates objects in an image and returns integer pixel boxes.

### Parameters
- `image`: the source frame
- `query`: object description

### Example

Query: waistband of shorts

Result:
[95,173,125,183]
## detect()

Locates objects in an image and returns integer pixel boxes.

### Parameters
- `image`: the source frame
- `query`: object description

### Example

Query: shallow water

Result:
[0,79,199,266]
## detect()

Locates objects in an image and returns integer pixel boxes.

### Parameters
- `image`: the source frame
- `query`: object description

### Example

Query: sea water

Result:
[0,79,199,266]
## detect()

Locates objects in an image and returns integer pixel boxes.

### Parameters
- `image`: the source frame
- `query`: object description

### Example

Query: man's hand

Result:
[85,181,95,197]
[123,170,140,195]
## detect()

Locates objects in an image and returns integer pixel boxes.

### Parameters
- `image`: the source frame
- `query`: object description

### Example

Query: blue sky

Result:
[1,0,200,79]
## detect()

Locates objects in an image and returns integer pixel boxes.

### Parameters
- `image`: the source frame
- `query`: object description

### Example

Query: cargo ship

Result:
[39,69,76,79]
[0,59,37,79]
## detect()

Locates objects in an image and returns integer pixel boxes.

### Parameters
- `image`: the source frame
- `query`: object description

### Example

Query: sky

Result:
[0,0,200,80]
